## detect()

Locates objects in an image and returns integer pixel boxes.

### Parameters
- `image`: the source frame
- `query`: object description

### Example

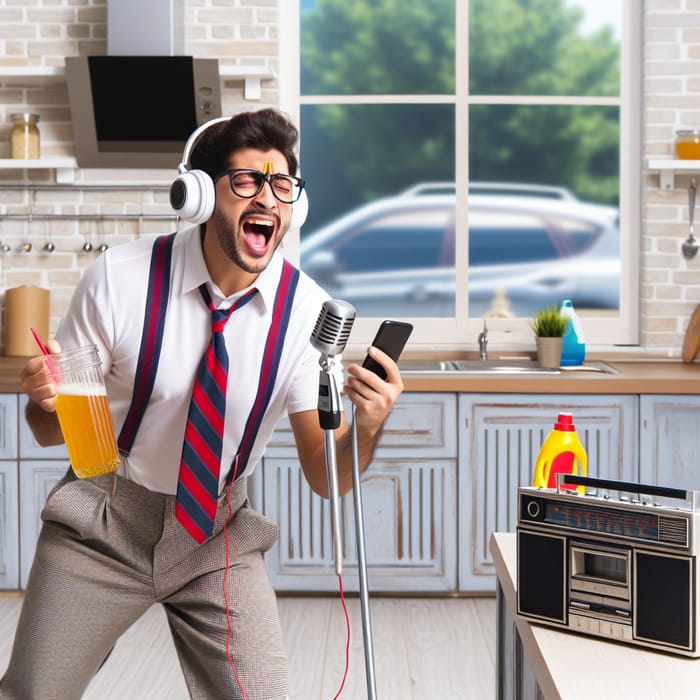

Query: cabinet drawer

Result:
[265,392,457,458]
[19,395,69,460]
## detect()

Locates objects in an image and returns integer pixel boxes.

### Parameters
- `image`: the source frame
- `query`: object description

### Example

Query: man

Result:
[1,108,403,700]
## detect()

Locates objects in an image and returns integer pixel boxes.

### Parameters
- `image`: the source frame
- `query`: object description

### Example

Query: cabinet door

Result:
[458,394,638,592]
[0,460,19,589]
[639,394,700,490]
[0,395,19,589]
[261,393,458,592]
[19,460,70,588]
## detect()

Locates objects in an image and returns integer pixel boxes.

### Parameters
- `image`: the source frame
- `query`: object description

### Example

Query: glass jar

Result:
[675,130,700,160]
[9,112,40,159]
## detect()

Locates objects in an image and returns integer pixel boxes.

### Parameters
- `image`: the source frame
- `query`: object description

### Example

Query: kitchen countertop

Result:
[399,358,700,394]
[2,354,700,395]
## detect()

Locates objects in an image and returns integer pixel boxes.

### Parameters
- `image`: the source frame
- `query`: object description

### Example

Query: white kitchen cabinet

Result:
[458,394,639,592]
[639,394,700,491]
[18,460,69,587]
[0,395,20,589]
[260,393,458,592]
[18,395,70,587]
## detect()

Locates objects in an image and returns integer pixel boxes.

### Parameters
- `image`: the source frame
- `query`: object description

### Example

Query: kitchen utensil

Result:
[682,303,700,363]
[43,221,55,253]
[682,180,698,259]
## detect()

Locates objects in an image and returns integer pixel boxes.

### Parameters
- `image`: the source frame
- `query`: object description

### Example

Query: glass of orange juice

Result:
[50,345,120,479]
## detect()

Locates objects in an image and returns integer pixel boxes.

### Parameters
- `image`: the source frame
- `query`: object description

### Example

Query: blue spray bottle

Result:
[559,299,586,366]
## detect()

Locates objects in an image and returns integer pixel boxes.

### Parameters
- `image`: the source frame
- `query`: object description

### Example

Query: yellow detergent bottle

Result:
[532,413,587,493]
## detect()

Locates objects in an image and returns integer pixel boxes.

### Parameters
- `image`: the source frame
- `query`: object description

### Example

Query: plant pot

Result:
[536,336,563,369]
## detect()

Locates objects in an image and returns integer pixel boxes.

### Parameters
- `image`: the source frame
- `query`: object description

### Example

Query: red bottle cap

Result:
[554,412,575,431]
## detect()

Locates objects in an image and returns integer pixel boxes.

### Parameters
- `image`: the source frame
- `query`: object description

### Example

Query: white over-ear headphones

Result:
[169,116,309,230]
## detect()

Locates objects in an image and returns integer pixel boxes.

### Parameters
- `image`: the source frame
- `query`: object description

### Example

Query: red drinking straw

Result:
[30,327,57,376]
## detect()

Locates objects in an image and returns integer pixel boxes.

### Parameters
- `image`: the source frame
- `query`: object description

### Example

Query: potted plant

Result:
[530,305,568,369]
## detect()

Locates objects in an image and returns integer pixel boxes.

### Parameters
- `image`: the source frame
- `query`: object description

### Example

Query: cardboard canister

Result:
[4,285,50,356]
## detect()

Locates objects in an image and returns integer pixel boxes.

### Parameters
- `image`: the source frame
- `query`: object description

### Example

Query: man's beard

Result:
[212,208,285,274]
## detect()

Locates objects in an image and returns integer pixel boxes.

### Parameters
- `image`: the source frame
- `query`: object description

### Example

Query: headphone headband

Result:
[177,116,230,174]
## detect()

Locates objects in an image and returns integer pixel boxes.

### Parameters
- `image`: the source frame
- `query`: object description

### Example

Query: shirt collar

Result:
[180,225,285,311]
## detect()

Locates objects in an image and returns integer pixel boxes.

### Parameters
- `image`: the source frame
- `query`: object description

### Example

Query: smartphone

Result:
[362,320,413,380]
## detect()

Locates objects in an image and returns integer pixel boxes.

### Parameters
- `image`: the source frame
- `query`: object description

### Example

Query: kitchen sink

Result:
[398,358,619,375]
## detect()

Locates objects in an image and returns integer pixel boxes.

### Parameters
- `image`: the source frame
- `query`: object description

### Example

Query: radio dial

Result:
[526,500,541,519]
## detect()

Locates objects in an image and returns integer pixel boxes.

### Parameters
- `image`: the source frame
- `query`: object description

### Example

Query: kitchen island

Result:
[490,532,700,700]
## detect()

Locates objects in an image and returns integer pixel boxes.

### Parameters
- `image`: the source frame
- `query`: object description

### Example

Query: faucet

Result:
[478,321,488,361]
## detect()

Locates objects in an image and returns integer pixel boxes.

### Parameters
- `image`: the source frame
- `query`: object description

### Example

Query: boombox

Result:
[517,475,700,656]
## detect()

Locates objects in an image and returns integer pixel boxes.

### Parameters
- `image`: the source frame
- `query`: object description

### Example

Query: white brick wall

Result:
[644,0,700,351]
[0,0,698,355]
[0,0,279,341]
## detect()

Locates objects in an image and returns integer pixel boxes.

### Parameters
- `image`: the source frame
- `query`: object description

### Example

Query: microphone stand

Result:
[351,404,378,700]
[318,356,343,575]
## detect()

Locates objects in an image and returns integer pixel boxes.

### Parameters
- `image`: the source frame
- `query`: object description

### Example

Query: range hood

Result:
[66,0,221,169]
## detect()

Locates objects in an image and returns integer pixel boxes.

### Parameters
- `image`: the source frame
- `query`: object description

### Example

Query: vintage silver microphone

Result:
[310,299,356,575]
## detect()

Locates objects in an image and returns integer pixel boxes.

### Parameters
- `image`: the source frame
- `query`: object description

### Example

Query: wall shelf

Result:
[648,159,700,190]
[0,66,63,84]
[0,157,77,183]
[0,64,275,99]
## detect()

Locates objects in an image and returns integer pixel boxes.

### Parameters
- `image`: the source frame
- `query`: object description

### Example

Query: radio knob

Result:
[526,500,541,519]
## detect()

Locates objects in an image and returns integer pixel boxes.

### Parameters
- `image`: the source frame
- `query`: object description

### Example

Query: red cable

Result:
[222,459,351,700]
[332,573,351,700]
[223,458,248,700]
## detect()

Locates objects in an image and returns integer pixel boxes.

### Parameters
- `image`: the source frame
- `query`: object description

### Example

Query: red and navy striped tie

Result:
[176,284,257,543]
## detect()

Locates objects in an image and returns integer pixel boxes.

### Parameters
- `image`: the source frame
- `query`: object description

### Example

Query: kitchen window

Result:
[279,0,640,350]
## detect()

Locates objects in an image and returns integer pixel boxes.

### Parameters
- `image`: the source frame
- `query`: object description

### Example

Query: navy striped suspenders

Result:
[117,232,300,485]
[118,233,175,455]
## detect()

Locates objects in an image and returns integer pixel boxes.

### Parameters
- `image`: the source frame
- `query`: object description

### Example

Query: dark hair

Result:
[190,108,299,178]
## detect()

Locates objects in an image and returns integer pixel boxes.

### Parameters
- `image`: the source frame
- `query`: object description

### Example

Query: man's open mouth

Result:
[242,216,275,254]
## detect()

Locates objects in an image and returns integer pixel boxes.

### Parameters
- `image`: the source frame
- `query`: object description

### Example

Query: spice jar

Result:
[9,112,40,159]
[675,130,700,160]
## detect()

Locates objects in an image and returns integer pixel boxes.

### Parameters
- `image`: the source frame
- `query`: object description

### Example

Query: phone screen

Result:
[362,320,413,380]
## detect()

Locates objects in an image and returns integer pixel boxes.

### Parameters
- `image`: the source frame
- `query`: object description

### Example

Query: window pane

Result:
[469,104,620,206]
[301,0,456,95]
[468,104,620,318]
[469,0,621,96]
[299,103,456,317]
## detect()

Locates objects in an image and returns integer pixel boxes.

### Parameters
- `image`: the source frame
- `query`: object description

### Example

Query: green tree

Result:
[468,0,620,203]
[301,0,620,230]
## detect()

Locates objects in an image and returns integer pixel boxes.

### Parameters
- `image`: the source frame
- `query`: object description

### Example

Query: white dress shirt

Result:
[57,226,340,495]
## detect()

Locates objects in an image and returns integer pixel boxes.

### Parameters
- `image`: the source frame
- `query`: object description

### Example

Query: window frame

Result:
[279,0,641,352]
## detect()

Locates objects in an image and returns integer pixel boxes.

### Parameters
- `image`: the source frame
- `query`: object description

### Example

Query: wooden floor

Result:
[0,593,496,699]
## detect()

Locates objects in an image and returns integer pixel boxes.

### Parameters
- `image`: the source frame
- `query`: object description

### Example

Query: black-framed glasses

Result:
[214,168,305,204]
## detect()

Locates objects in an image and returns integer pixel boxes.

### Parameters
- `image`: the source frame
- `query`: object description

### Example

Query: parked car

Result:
[300,183,619,318]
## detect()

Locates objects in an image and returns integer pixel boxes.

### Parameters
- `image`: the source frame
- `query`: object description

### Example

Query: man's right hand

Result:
[21,338,62,413]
